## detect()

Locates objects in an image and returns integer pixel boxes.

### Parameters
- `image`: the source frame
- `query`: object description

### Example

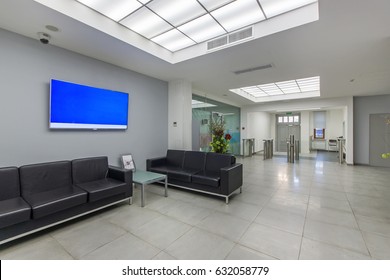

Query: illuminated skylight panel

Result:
[258,83,282,95]
[297,76,320,92]
[178,14,226,43]
[147,0,206,26]
[259,0,317,18]
[198,0,235,11]
[275,80,300,93]
[74,0,319,53]
[151,29,195,52]
[233,76,320,101]
[120,7,172,38]
[211,0,266,32]
[78,0,142,21]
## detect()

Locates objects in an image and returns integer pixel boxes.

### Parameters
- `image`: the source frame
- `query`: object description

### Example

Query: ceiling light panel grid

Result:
[239,76,320,99]
[76,0,318,52]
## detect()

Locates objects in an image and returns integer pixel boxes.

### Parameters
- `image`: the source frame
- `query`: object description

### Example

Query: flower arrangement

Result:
[209,118,231,153]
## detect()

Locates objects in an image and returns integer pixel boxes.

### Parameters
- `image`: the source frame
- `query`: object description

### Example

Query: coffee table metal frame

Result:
[132,170,167,207]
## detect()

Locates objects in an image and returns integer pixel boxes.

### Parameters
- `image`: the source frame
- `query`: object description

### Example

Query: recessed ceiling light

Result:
[45,25,59,32]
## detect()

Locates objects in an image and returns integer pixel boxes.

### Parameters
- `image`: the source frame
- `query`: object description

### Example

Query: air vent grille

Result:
[233,64,273,75]
[229,27,253,43]
[207,36,228,50]
[207,26,253,51]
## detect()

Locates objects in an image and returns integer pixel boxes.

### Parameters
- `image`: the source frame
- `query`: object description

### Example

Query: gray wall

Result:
[0,28,168,168]
[354,94,390,165]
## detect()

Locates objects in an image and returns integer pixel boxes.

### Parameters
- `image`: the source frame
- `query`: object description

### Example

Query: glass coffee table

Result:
[132,170,167,207]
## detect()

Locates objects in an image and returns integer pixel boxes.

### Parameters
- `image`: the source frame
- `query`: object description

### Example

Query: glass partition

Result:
[192,94,240,155]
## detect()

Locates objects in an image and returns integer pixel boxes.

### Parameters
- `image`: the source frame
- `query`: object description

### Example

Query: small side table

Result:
[132,170,167,207]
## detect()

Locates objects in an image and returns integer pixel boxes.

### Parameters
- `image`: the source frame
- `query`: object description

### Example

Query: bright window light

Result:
[178,14,226,43]
[259,0,317,18]
[151,29,195,52]
[147,0,206,26]
[78,0,142,21]
[120,7,172,38]
[211,0,265,32]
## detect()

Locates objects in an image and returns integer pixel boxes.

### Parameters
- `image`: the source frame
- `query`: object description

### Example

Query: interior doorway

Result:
[276,114,301,152]
[369,113,390,167]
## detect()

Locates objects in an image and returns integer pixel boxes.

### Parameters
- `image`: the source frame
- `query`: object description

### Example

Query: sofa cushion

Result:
[76,178,127,202]
[23,186,87,219]
[0,197,31,229]
[166,150,185,167]
[192,171,220,188]
[167,169,198,183]
[19,161,73,196]
[72,156,108,184]
[148,165,183,175]
[0,167,21,200]
[183,151,206,170]
[205,153,234,172]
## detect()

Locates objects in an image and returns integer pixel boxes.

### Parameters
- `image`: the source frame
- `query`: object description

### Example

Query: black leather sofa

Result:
[147,150,242,203]
[0,156,132,245]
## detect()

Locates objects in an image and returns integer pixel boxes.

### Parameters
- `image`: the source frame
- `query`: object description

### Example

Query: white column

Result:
[168,80,192,150]
[300,111,310,154]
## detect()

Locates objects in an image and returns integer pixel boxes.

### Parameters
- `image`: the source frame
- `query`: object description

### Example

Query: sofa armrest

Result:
[108,166,133,197]
[146,157,167,171]
[220,163,243,195]
[108,166,133,185]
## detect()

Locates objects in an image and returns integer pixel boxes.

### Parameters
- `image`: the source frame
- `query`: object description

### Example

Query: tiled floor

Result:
[1,155,390,260]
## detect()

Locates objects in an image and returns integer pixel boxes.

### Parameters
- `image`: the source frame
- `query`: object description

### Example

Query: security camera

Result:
[37,32,51,44]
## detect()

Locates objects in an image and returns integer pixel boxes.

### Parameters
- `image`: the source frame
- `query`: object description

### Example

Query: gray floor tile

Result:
[0,235,73,260]
[304,219,368,255]
[299,238,371,260]
[81,233,160,260]
[51,219,127,259]
[225,244,277,260]
[132,215,191,249]
[363,232,390,259]
[306,206,358,229]
[239,223,301,259]
[196,212,251,242]
[254,206,306,235]
[165,228,235,260]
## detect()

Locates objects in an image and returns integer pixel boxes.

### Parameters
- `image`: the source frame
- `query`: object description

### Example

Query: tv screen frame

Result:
[49,79,129,130]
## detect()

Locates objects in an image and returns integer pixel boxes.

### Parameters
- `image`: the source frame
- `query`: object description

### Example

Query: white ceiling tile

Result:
[120,7,172,38]
[78,0,142,21]
[211,0,265,32]
[197,0,234,11]
[147,0,206,26]
[151,29,195,52]
[178,14,225,43]
[259,0,317,18]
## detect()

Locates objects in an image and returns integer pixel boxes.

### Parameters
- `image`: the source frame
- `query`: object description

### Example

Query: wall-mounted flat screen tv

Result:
[50,79,129,130]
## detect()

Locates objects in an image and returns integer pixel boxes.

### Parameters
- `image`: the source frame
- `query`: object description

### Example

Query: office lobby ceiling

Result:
[0,0,389,106]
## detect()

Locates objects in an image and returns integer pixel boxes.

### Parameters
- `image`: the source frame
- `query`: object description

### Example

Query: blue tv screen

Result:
[50,79,129,130]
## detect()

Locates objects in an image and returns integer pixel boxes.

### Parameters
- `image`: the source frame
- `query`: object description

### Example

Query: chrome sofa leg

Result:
[225,196,229,204]
[129,197,133,205]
